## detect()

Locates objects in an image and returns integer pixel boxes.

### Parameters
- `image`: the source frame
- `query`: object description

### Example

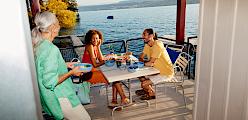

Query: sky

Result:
[77,0,128,6]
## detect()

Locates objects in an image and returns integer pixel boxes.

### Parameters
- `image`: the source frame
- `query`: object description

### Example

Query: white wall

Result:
[0,1,42,120]
[194,0,248,120]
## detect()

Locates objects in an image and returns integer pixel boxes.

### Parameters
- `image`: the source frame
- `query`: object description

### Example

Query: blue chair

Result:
[166,47,181,64]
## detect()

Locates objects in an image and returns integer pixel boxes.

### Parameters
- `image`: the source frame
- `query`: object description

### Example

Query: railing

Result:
[59,47,78,62]
[53,35,197,79]
[53,36,78,62]
[101,40,126,55]
[126,38,144,58]
[187,36,197,79]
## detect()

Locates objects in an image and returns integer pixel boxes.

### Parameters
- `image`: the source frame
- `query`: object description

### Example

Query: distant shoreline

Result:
[79,3,199,12]
[78,0,199,12]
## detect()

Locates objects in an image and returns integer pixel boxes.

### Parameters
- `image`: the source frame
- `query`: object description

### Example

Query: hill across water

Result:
[78,0,199,11]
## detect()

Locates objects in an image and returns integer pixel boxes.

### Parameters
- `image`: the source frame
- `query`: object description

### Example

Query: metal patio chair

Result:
[167,44,184,52]
[150,52,193,108]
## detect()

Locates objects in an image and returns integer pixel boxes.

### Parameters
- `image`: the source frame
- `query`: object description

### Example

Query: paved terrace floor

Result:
[84,78,195,120]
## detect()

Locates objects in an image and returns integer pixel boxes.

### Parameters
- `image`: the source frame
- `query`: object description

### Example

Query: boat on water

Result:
[107,16,114,19]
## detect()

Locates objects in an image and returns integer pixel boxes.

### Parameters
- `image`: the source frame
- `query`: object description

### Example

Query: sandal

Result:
[108,101,118,107]
[121,98,130,105]
[135,89,147,96]
[140,94,156,100]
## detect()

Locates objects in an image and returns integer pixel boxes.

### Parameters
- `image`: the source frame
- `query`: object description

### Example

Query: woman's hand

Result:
[97,39,102,48]
[66,62,78,69]
[70,66,84,76]
[57,66,83,85]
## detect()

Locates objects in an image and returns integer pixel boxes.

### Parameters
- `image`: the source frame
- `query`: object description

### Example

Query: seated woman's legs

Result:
[112,81,129,104]
[111,84,118,104]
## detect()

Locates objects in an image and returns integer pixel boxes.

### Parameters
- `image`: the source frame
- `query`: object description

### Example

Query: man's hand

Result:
[139,57,144,62]
[145,62,154,67]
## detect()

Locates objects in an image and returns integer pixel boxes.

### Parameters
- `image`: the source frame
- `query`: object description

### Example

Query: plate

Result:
[74,63,93,72]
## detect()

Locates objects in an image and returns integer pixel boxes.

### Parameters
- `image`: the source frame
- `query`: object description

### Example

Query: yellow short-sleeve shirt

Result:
[142,40,174,77]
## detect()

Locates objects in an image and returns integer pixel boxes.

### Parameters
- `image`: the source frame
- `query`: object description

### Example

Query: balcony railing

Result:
[53,35,197,79]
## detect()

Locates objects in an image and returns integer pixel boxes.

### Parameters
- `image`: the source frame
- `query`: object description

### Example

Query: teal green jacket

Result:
[35,40,80,120]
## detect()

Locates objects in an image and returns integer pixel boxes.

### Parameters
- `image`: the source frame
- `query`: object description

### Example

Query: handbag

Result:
[74,81,91,105]
[79,72,93,82]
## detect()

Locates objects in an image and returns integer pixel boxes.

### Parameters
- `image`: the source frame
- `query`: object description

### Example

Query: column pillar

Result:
[176,0,186,45]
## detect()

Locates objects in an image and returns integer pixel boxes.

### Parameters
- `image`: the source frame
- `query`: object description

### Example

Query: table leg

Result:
[111,106,123,116]
[128,79,132,104]
[105,84,109,106]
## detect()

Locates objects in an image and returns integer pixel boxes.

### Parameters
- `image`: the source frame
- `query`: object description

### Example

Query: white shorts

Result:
[59,98,91,120]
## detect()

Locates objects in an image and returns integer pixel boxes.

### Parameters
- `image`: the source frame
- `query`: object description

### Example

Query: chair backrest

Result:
[174,52,192,72]
[173,52,192,83]
[167,44,184,52]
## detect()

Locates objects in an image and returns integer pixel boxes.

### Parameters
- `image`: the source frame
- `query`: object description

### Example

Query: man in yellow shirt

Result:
[136,28,174,100]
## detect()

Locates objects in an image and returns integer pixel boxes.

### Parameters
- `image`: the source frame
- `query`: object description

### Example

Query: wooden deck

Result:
[84,79,194,120]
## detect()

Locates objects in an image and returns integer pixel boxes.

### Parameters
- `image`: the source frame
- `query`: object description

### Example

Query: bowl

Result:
[133,62,144,68]
[119,64,126,70]
[127,65,138,73]
[74,63,92,72]
[116,53,122,56]
[105,60,115,67]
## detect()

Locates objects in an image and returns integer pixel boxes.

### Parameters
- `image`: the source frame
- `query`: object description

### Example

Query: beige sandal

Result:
[121,98,130,105]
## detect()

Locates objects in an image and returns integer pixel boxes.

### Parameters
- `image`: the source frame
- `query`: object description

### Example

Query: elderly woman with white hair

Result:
[32,11,91,120]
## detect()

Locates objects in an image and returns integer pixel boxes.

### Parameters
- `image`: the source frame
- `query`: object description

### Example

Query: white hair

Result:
[31,11,58,52]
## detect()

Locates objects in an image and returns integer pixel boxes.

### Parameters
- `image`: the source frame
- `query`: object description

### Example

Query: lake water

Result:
[60,4,199,41]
